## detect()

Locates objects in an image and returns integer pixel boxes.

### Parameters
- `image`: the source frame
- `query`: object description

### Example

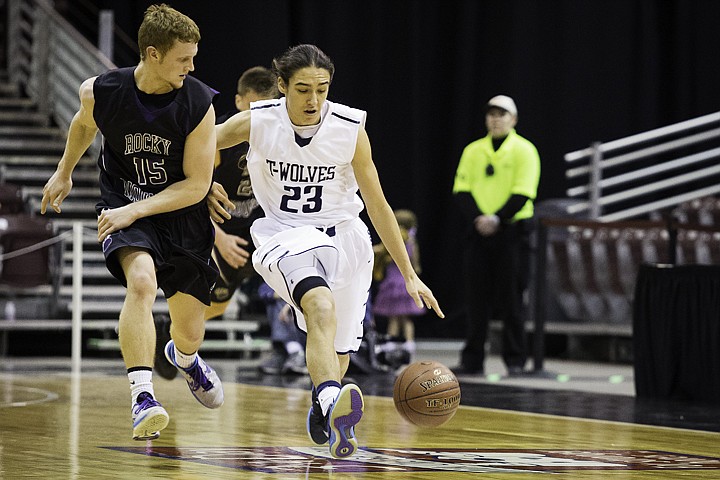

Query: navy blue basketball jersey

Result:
[93,67,216,214]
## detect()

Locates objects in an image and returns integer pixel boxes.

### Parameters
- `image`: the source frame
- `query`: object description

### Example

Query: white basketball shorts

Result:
[251,217,373,353]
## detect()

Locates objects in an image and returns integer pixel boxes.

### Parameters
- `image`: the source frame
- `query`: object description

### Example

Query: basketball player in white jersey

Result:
[215,44,444,459]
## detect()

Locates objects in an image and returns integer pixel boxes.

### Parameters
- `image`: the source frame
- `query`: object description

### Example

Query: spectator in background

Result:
[257,281,308,375]
[452,95,540,376]
[372,209,425,359]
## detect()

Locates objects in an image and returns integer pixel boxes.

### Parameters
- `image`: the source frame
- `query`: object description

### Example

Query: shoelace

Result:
[134,394,160,414]
[185,361,213,391]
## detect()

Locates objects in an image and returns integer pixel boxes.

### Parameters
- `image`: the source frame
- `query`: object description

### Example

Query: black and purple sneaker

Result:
[306,386,329,445]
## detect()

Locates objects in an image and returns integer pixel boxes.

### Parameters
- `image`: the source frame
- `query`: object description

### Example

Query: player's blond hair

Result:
[137,4,200,60]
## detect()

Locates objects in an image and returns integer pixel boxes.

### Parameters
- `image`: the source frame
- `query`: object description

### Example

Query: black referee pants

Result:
[460,222,527,371]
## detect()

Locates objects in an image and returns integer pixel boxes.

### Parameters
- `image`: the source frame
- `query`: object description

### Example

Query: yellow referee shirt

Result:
[453,129,540,222]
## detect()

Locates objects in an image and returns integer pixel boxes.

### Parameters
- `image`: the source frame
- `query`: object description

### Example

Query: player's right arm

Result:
[41,77,99,214]
[215,109,251,150]
[207,178,233,223]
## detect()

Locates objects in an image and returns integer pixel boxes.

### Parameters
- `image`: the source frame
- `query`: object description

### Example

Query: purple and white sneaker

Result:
[327,384,364,458]
[132,392,169,440]
[164,340,224,409]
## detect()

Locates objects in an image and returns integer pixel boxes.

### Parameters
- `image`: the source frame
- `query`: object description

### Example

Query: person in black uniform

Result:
[153,66,307,378]
[41,4,223,441]
[208,66,310,375]
[206,67,276,319]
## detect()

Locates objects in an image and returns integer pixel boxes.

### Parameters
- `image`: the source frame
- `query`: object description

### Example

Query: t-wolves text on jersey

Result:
[247,98,366,227]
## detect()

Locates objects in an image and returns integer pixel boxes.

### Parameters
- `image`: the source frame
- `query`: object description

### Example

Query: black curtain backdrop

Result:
[633,264,720,402]
[103,0,720,338]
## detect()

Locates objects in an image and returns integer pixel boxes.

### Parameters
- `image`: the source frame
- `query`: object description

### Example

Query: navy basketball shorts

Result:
[100,206,218,305]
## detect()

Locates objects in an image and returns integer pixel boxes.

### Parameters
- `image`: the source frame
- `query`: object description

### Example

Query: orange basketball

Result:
[393,360,461,427]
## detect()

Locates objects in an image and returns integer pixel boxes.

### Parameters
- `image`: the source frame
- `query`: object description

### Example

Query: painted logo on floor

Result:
[104,447,720,474]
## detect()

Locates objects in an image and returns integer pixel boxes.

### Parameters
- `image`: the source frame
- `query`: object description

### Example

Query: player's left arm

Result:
[97,105,217,242]
[352,127,444,318]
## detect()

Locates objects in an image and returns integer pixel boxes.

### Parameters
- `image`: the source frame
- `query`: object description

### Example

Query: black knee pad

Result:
[292,276,329,308]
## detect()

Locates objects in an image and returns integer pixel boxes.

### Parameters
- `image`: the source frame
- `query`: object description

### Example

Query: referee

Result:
[452,95,541,376]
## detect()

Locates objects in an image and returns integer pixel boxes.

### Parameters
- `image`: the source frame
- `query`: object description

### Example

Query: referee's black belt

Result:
[316,226,336,237]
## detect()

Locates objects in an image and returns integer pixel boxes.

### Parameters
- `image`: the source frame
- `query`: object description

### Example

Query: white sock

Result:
[173,346,198,370]
[129,369,154,404]
[318,386,341,416]
[285,341,303,355]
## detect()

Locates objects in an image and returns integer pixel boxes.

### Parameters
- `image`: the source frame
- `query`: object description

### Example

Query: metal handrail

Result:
[565,111,720,162]
[566,128,720,178]
[6,0,116,157]
[563,111,720,221]
[567,147,720,197]
[569,162,720,212]
[600,184,720,222]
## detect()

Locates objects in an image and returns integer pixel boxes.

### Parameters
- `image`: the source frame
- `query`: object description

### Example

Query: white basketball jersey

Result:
[247,98,366,228]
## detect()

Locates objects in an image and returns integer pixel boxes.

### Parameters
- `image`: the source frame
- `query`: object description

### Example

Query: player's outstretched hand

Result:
[216,230,250,269]
[406,275,445,319]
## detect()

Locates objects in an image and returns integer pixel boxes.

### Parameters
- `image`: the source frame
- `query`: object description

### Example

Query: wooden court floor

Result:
[1,361,719,479]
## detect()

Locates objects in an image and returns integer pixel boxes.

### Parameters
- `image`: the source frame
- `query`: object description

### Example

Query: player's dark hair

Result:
[272,44,335,86]
[237,66,279,98]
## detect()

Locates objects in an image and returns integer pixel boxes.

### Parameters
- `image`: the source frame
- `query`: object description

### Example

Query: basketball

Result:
[393,360,461,427]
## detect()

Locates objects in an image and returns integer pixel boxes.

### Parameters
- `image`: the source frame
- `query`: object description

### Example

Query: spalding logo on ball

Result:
[393,360,461,427]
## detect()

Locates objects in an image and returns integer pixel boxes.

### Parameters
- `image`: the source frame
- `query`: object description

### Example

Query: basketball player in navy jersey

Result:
[216,44,445,458]
[40,4,223,441]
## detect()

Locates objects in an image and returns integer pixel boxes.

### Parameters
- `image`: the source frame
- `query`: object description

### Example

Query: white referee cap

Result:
[486,95,517,116]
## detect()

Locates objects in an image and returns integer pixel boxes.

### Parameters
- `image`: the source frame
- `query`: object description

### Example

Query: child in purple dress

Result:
[372,209,425,357]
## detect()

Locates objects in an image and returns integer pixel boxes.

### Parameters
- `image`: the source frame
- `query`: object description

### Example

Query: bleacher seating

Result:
[0,213,56,287]
[0,182,26,214]
[543,195,720,329]
[547,235,583,321]
[0,212,62,318]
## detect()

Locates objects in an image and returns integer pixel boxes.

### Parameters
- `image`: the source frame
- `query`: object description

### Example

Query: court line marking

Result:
[0,385,59,407]
[0,370,712,436]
